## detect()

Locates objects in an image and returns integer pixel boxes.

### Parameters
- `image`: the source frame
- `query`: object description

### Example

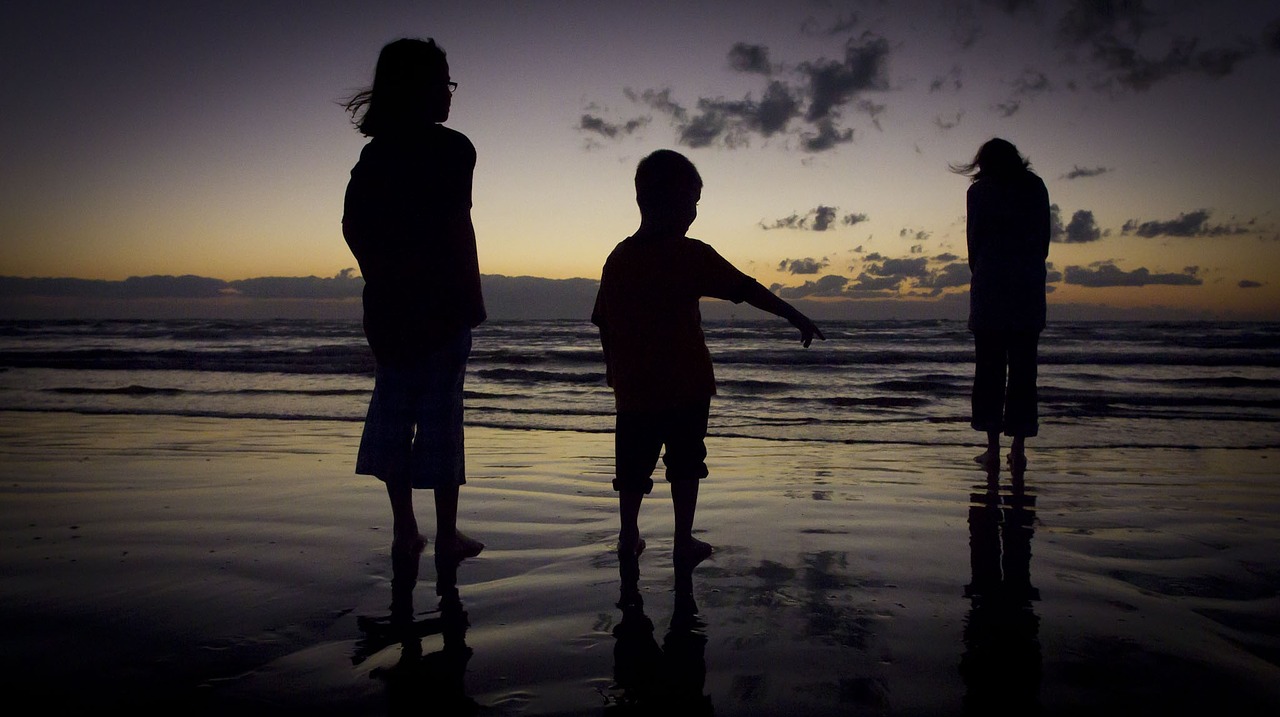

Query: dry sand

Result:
[1,410,1278,715]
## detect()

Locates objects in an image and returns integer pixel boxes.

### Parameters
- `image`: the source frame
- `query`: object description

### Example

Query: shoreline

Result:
[2,411,1278,714]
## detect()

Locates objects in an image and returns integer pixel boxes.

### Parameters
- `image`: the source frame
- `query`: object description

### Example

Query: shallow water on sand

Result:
[2,413,1277,715]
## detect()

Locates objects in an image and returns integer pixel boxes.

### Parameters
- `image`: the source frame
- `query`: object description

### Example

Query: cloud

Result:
[812,205,838,231]
[842,212,869,227]
[1267,18,1280,54]
[1088,34,1257,92]
[916,261,971,290]
[0,275,229,299]
[848,272,903,293]
[773,274,849,298]
[867,256,929,278]
[1121,209,1250,238]
[800,12,859,38]
[728,43,773,74]
[1239,279,1264,288]
[1062,165,1111,180]
[930,65,963,92]
[1063,262,1203,287]
[800,119,855,152]
[799,33,892,122]
[606,29,896,154]
[627,88,687,121]
[1053,2,1258,91]
[229,274,363,299]
[577,113,648,139]
[0,273,363,302]
[761,205,842,231]
[899,228,931,242]
[772,249,977,300]
[778,257,830,274]
[985,0,1038,14]
[1051,209,1103,243]
[1057,0,1157,48]
[994,100,1021,117]
[632,81,802,149]
[934,111,964,130]
[1011,69,1051,96]
[856,99,887,130]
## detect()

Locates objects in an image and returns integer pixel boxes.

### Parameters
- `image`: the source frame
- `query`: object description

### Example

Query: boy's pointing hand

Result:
[796,317,825,348]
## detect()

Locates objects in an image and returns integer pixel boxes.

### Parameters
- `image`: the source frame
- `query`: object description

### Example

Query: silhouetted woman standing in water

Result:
[952,138,1050,474]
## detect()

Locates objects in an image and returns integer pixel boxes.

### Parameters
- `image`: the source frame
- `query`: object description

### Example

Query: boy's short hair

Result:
[635,149,702,213]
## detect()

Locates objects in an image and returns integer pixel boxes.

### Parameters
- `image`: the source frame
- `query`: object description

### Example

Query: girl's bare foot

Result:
[392,532,427,555]
[435,530,484,561]
[674,537,713,568]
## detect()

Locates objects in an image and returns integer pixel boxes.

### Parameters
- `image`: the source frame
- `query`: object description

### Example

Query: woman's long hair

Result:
[344,38,447,137]
[950,138,1031,182]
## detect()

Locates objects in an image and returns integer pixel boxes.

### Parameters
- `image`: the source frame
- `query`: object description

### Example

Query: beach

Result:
[2,410,1278,715]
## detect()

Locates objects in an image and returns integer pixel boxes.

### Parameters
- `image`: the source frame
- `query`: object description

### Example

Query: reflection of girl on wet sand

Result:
[952,138,1050,475]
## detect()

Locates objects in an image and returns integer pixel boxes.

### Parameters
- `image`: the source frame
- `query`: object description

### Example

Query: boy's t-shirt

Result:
[592,234,755,412]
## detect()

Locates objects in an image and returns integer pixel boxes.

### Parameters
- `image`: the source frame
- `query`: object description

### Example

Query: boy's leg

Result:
[671,478,712,567]
[663,401,713,566]
[618,489,646,556]
[615,410,661,556]
[670,479,702,545]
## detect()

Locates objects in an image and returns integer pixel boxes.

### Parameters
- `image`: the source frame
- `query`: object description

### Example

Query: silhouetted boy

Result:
[592,149,824,568]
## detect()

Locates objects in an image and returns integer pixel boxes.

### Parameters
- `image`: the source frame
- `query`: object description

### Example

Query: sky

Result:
[2,0,1278,320]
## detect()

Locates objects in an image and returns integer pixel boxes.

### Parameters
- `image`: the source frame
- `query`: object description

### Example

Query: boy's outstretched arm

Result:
[741,281,826,348]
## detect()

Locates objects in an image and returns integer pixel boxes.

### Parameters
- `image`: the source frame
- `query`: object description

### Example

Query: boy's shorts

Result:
[613,399,711,494]
[356,329,471,489]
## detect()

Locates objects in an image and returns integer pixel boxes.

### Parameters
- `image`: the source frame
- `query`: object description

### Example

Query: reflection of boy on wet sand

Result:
[592,149,824,568]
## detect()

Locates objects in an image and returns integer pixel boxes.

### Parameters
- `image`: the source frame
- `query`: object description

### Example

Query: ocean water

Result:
[1,318,1277,451]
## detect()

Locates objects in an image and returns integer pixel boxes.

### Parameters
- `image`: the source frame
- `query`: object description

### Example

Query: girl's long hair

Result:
[343,38,446,137]
[950,138,1031,182]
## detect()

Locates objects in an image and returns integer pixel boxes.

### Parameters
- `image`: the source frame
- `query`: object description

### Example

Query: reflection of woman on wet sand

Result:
[952,138,1050,474]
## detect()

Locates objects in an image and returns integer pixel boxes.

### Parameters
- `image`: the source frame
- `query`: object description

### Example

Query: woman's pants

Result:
[971,330,1039,438]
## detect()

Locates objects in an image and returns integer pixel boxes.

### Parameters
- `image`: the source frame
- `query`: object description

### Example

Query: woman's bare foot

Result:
[1007,451,1027,473]
[435,530,484,561]
[673,537,713,569]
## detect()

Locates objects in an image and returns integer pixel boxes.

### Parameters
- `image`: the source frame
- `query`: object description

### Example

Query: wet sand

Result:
[1,411,1278,715]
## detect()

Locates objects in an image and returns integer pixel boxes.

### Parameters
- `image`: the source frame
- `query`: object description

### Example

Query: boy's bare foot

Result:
[392,532,427,555]
[673,537,713,569]
[617,535,646,557]
[435,531,484,561]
